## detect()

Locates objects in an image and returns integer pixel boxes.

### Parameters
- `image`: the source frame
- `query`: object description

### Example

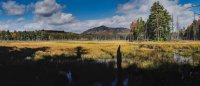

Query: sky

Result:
[0,0,199,33]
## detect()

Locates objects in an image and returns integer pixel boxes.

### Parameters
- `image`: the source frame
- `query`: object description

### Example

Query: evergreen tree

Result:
[147,1,172,41]
[137,17,145,40]
[5,30,12,40]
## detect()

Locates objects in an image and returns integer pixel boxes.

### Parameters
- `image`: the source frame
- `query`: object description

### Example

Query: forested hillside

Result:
[0,30,80,40]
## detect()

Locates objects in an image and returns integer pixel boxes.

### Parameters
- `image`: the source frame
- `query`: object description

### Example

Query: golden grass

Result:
[1,40,200,68]
[1,40,200,61]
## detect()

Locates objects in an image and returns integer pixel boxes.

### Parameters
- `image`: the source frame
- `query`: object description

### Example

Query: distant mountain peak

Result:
[99,25,107,28]
[82,26,130,35]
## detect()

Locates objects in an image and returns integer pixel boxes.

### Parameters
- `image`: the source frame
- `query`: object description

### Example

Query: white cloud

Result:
[35,12,74,25]
[34,0,74,25]
[0,23,9,30]
[24,0,194,33]
[49,13,74,25]
[2,1,26,15]
[16,17,25,23]
[0,20,26,31]
[24,22,48,31]
[25,15,131,33]
[34,0,61,17]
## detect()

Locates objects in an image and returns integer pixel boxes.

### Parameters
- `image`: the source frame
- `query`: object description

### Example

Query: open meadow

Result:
[1,41,200,86]
[1,40,200,68]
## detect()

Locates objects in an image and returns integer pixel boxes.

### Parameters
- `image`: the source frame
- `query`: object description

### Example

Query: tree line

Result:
[0,30,80,41]
[0,30,128,41]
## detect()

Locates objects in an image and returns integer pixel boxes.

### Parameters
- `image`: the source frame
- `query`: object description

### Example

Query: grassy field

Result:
[0,40,134,59]
[1,41,200,86]
[1,40,200,68]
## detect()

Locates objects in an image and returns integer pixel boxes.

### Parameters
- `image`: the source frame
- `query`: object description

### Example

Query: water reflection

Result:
[173,53,193,64]
[110,78,128,86]
[66,71,72,84]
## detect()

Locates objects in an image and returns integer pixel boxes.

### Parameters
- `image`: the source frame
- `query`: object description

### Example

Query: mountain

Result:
[82,26,130,35]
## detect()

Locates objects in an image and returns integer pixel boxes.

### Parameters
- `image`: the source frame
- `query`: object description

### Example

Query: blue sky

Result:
[0,0,199,32]
[180,0,200,5]
[0,0,129,21]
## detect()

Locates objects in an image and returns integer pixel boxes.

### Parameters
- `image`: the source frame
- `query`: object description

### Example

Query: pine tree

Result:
[147,1,172,41]
[137,17,145,40]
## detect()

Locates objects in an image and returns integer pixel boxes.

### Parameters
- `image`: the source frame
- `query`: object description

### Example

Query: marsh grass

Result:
[1,41,200,86]
[1,40,200,68]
